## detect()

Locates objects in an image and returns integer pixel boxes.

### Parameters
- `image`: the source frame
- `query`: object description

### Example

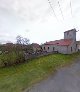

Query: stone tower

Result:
[64,28,76,41]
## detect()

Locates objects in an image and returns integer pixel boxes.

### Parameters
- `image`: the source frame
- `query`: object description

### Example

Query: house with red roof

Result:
[42,28,79,54]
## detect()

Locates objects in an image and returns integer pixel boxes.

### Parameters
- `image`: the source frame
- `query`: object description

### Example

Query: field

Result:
[0,52,80,92]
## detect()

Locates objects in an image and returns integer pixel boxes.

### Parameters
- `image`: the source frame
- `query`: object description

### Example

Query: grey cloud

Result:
[0,0,79,22]
[0,0,80,44]
[0,0,51,21]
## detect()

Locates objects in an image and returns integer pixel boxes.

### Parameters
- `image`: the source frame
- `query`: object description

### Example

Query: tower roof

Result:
[64,28,76,33]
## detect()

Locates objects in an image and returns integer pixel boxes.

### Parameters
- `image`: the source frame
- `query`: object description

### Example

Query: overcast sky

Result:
[0,0,80,44]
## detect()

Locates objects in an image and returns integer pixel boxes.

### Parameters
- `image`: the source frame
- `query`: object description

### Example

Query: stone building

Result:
[31,43,41,52]
[77,41,80,51]
[41,29,78,54]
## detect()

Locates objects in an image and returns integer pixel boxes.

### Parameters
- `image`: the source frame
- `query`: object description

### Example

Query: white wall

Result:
[42,45,68,54]
[42,41,78,54]
[67,42,78,54]
[42,45,57,52]
[57,46,68,54]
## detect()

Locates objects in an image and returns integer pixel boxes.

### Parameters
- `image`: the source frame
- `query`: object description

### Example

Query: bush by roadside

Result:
[0,51,25,67]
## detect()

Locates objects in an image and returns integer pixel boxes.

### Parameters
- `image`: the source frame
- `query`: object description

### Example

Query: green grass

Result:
[0,52,80,92]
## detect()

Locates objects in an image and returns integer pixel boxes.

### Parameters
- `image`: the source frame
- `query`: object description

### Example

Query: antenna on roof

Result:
[76,30,79,32]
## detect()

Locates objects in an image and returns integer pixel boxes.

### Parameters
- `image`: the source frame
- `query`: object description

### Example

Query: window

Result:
[48,47,49,50]
[56,43,59,44]
[53,47,54,51]
[44,47,45,50]
[71,47,72,52]
[76,44,77,48]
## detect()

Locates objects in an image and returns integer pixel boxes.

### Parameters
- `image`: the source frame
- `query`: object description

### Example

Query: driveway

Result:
[25,58,80,92]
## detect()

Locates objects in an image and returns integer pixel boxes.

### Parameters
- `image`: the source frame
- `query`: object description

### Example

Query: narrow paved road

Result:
[25,59,80,92]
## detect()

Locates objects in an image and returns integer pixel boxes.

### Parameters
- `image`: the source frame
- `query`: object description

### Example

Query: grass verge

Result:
[0,52,80,92]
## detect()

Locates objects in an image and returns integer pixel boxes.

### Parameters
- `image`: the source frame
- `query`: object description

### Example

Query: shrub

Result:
[0,51,25,67]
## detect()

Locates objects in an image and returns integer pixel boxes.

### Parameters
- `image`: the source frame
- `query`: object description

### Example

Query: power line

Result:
[70,0,73,17]
[70,0,76,29]
[47,0,58,21]
[58,1,64,20]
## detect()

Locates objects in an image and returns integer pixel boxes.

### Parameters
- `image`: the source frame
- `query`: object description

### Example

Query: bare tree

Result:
[22,38,30,45]
[16,35,22,44]
[16,35,30,45]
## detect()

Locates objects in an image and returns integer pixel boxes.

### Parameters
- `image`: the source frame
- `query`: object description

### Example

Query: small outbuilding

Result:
[31,43,41,52]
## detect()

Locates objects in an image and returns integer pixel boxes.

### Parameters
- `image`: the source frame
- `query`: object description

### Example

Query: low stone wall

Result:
[24,51,58,60]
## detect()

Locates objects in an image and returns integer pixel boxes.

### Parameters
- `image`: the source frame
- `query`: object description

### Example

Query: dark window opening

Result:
[56,43,59,44]
[48,47,49,50]
[76,44,77,48]
[71,47,72,52]
[53,47,54,51]
[44,47,45,50]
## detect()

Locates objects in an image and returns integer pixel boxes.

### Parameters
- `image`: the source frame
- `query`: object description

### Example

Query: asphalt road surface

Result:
[25,59,80,92]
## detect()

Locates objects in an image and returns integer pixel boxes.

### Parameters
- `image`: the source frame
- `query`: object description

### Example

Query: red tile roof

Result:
[44,39,72,46]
